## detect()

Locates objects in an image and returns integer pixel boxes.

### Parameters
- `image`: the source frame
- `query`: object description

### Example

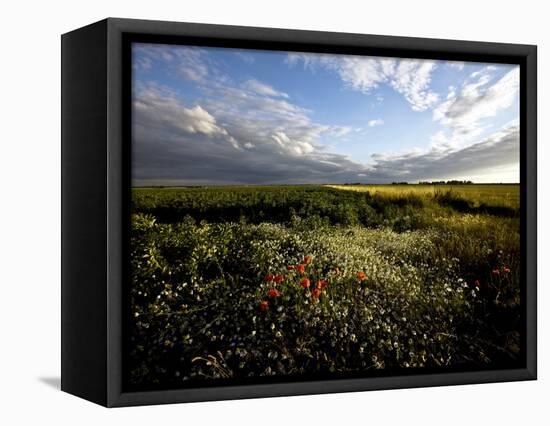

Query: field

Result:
[128,184,521,388]
[328,184,519,210]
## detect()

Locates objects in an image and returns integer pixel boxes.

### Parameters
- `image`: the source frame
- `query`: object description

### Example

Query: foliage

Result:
[128,185,521,388]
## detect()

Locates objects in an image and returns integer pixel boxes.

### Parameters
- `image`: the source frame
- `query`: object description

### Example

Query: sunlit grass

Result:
[326,184,520,209]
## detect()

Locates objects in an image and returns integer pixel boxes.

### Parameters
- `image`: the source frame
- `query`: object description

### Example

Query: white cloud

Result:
[368,119,384,127]
[335,57,390,92]
[390,60,439,111]
[133,83,239,149]
[177,105,227,136]
[235,51,255,64]
[243,79,289,98]
[134,44,213,83]
[287,54,439,111]
[447,85,456,100]
[134,56,152,71]
[172,48,210,82]
[272,131,314,155]
[446,61,465,71]
[429,130,452,151]
[328,126,354,137]
[433,66,519,141]
[198,81,357,161]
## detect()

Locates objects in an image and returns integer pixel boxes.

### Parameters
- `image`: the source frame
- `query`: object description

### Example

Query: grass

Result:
[127,184,521,388]
[328,184,519,209]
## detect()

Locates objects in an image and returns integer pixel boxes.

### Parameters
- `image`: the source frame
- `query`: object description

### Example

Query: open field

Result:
[327,184,520,209]
[129,184,521,388]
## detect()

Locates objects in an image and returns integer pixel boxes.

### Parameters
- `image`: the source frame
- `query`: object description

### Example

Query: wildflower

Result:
[492,269,500,275]
[267,288,281,298]
[332,267,341,274]
[274,274,284,284]
[302,255,311,264]
[502,266,511,274]
[296,264,306,274]
[264,273,274,282]
[317,279,328,289]
[300,277,311,288]
[259,301,269,312]
[287,265,295,271]
[357,271,367,281]
[311,288,321,298]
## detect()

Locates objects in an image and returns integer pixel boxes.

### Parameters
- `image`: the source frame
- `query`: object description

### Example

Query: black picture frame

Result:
[61,17,537,407]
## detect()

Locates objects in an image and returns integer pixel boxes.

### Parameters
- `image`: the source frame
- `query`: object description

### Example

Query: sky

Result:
[131,43,520,186]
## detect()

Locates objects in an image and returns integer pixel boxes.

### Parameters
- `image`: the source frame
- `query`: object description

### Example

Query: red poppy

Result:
[274,274,284,284]
[264,273,274,282]
[502,266,511,274]
[357,271,367,281]
[492,269,500,275]
[267,288,281,298]
[300,277,311,288]
[474,279,480,288]
[311,288,322,298]
[259,301,269,311]
[296,264,306,274]
[302,255,311,264]
[287,265,295,271]
[317,279,328,289]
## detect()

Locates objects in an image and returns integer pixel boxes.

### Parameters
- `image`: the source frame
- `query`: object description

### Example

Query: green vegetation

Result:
[129,184,521,388]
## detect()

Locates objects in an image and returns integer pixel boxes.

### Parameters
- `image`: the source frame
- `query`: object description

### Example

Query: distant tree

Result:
[446,180,474,185]
[418,180,474,185]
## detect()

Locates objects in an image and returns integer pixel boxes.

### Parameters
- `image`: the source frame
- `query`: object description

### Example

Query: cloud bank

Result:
[133,82,370,185]
[132,44,520,185]
[133,82,519,185]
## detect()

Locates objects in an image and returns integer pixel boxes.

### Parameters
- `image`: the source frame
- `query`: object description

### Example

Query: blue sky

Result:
[132,43,520,185]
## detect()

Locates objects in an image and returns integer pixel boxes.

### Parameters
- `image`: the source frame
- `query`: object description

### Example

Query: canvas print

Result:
[128,43,521,390]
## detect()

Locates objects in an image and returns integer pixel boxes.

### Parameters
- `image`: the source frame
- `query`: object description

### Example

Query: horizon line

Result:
[132,182,520,188]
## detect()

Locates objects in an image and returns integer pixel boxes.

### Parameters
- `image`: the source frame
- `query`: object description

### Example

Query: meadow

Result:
[128,184,521,388]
